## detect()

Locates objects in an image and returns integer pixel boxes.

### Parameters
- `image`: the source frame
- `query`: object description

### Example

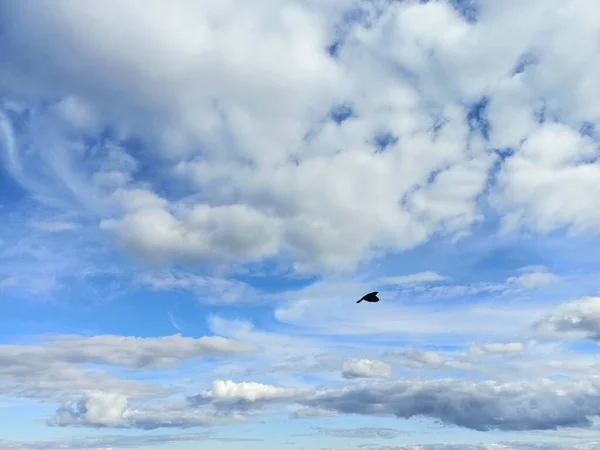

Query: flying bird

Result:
[357,291,380,303]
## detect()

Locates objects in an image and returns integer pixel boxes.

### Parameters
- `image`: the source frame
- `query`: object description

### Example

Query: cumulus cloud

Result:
[342,359,392,379]
[494,122,600,235]
[52,391,129,427]
[528,297,600,342]
[6,316,600,433]
[3,0,599,274]
[100,199,285,266]
[507,266,560,289]
[77,371,600,433]
[114,367,600,434]
[190,379,307,410]
[302,377,600,431]
[50,392,248,430]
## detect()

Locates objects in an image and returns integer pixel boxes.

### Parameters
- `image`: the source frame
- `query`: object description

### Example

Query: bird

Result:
[356,291,380,303]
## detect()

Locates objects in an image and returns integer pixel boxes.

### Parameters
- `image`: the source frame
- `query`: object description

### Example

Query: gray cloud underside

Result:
[68,374,600,432]
[184,376,600,433]
[301,377,600,431]
[528,297,600,343]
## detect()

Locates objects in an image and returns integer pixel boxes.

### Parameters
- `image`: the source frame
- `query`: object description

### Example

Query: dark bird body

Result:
[357,291,380,303]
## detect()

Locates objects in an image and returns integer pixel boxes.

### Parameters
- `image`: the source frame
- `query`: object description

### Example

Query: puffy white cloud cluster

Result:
[52,391,129,427]
[1,0,599,274]
[528,297,600,342]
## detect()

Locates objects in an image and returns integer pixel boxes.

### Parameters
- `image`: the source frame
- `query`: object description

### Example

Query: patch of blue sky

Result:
[466,96,490,141]
[0,400,60,440]
[563,340,600,355]
[448,0,479,23]
[0,166,27,206]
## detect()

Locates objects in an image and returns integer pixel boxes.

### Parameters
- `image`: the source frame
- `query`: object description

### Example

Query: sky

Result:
[1,0,600,449]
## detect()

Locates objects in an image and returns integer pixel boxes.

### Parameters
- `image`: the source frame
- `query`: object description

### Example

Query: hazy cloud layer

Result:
[0,432,263,449]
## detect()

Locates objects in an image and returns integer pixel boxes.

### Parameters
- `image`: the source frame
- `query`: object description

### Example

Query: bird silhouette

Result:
[356,291,380,303]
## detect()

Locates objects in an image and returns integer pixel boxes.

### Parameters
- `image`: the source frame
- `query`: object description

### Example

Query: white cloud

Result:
[50,393,248,430]
[101,199,284,266]
[2,0,600,274]
[342,359,392,379]
[190,379,307,411]
[52,391,129,427]
[493,123,600,236]
[511,271,560,289]
[527,297,600,343]
[33,333,256,369]
[0,333,256,404]
[470,342,525,355]
[378,271,450,286]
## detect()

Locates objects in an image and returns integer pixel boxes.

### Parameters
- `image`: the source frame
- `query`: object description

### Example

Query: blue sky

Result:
[2,0,600,449]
